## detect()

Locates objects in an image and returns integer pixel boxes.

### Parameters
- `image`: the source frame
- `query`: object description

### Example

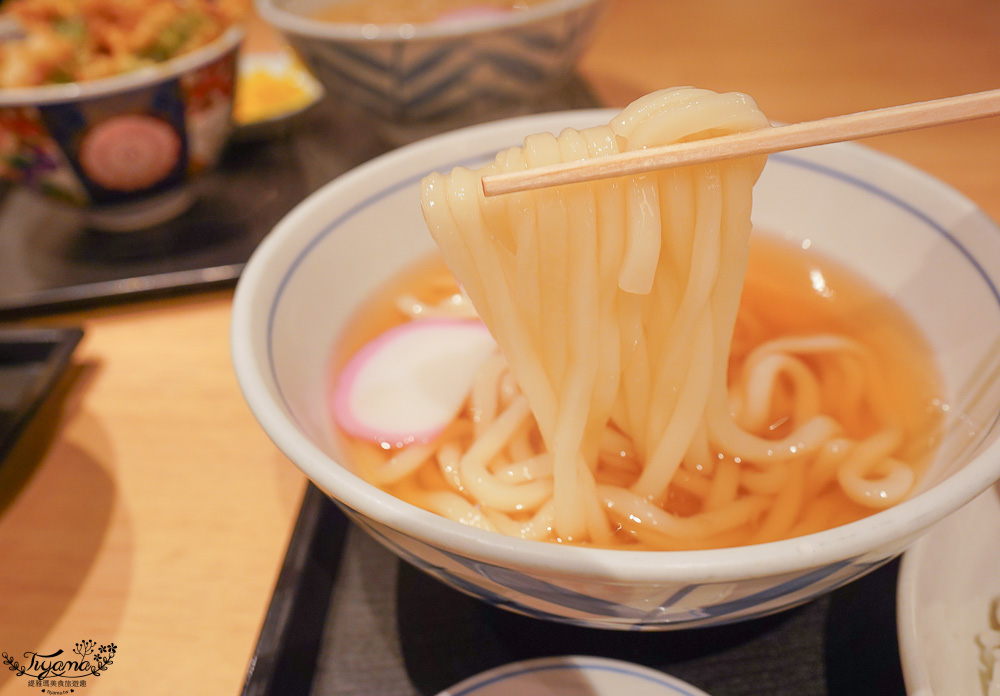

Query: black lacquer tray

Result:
[0,326,83,463]
[0,85,402,318]
[0,125,316,317]
[0,75,605,318]
[242,483,907,696]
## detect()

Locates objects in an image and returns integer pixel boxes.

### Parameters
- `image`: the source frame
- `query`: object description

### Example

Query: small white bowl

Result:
[435,656,711,696]
[233,50,324,140]
[897,482,1000,695]
[254,0,609,142]
[231,109,1000,630]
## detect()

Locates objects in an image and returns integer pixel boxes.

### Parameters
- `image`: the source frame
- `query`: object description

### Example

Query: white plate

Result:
[435,656,712,696]
[897,482,1000,695]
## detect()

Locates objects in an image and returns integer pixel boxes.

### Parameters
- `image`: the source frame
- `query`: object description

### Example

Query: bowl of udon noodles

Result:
[0,0,245,231]
[253,0,610,143]
[231,87,1000,630]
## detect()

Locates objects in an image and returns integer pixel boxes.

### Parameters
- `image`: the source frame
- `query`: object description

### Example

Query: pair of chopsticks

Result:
[480,88,1000,197]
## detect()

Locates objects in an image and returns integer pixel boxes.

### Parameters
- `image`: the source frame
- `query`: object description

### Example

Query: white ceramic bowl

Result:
[231,109,1000,630]
[0,25,244,231]
[254,0,609,141]
[897,482,1000,695]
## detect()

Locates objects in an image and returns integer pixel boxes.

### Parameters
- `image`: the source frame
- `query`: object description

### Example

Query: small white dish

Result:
[233,50,324,139]
[897,482,1000,695]
[435,656,711,696]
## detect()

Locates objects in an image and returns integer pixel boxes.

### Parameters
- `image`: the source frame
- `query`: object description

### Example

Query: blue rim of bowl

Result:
[0,24,244,106]
[232,110,1000,582]
[255,0,607,42]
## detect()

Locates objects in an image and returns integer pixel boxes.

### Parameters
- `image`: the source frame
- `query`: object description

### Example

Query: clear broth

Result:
[328,233,944,548]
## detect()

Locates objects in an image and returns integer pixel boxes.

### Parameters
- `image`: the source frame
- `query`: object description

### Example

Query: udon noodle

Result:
[333,87,943,549]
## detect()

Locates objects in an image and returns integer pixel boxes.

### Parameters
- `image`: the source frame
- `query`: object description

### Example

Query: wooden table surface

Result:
[1,1,999,694]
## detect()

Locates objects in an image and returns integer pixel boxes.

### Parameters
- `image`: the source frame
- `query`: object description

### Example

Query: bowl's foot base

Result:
[84,186,196,233]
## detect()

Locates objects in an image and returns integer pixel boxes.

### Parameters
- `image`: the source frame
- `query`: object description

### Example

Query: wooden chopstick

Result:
[480,88,1000,197]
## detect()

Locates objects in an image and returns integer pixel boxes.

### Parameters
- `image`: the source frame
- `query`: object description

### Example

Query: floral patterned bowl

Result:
[0,25,243,231]
[231,110,1000,630]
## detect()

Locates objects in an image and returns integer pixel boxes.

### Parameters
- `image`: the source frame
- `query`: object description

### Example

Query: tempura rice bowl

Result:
[231,110,1000,630]
[0,25,243,231]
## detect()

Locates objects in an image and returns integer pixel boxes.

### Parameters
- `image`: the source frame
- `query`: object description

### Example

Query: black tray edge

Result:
[241,484,349,696]
[0,326,85,463]
[0,265,242,319]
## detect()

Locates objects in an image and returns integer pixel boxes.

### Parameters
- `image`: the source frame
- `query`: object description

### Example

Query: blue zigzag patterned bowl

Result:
[231,109,1000,631]
[254,0,609,141]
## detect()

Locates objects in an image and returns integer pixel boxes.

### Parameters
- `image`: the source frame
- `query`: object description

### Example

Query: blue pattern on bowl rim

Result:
[346,508,898,629]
